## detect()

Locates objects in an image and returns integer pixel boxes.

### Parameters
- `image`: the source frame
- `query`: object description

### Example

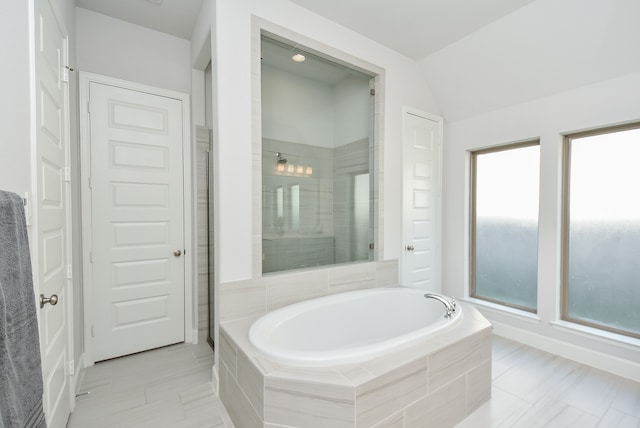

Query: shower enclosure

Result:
[261,35,376,273]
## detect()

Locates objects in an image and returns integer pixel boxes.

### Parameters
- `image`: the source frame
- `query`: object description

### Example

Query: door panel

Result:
[402,112,442,290]
[34,0,72,426]
[89,82,185,362]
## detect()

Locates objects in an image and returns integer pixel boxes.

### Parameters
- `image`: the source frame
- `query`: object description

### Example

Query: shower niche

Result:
[261,34,378,274]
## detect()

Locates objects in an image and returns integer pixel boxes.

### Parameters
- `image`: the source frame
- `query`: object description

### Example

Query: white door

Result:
[88,82,185,361]
[33,0,73,426]
[402,110,443,290]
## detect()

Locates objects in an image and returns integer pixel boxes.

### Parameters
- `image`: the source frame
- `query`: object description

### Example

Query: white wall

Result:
[262,65,370,149]
[0,0,31,196]
[261,65,335,148]
[432,0,640,379]
[333,76,371,147]
[192,0,441,283]
[441,72,640,377]
[76,7,191,94]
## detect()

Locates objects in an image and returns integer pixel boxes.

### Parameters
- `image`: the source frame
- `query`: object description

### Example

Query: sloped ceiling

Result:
[419,0,640,121]
[287,0,536,59]
[75,0,535,58]
[75,0,639,121]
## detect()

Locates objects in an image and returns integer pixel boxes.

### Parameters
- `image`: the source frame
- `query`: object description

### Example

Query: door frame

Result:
[401,107,444,290]
[79,72,193,365]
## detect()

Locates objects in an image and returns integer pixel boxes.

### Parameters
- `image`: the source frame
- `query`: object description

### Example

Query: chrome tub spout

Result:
[423,293,457,318]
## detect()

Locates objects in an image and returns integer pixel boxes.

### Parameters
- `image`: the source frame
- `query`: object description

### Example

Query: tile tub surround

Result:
[219,260,399,323]
[219,302,492,428]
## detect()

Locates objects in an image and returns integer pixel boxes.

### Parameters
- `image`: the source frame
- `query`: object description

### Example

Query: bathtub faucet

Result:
[423,293,457,318]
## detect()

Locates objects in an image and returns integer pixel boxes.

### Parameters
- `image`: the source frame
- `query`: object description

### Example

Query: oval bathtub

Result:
[248,287,462,366]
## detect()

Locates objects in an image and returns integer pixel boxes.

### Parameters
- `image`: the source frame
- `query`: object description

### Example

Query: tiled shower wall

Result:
[262,139,334,238]
[196,127,210,342]
[333,138,371,263]
[262,138,372,271]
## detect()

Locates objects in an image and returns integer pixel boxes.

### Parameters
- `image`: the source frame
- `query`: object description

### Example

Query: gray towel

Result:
[0,191,46,428]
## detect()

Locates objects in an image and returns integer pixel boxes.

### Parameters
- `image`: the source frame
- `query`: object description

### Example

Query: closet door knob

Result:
[173,249,182,257]
[40,294,58,309]
[406,244,415,251]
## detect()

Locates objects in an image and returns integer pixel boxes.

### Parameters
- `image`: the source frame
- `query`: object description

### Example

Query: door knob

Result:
[173,249,182,257]
[406,244,415,251]
[40,294,58,309]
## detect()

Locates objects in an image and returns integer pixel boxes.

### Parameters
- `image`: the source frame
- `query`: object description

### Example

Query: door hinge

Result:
[23,192,32,226]
[91,325,95,338]
[370,88,376,96]
[63,65,73,83]
[64,166,71,182]
[66,264,72,279]
[369,243,375,250]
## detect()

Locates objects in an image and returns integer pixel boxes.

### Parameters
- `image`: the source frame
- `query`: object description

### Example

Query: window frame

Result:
[469,140,540,313]
[561,122,640,339]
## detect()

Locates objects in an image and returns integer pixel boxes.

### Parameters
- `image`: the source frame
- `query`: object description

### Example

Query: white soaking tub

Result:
[249,287,462,366]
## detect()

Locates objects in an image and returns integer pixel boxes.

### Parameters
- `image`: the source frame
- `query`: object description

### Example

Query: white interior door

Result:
[33,0,72,426]
[402,110,443,291]
[88,82,185,362]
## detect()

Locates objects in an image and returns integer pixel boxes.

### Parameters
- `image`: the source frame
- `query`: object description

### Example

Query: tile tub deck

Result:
[219,302,492,428]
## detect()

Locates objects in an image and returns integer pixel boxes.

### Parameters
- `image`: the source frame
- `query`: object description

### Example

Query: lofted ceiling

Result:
[75,0,535,59]
[75,0,636,121]
[287,0,536,59]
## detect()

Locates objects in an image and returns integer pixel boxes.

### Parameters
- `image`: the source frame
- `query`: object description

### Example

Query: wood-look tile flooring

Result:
[456,336,640,428]
[66,342,233,428]
[67,336,639,428]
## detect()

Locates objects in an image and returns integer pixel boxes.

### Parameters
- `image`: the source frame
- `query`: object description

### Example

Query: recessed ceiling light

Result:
[292,53,306,63]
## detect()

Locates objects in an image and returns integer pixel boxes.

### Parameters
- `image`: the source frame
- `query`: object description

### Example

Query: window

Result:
[562,124,640,338]
[470,142,540,312]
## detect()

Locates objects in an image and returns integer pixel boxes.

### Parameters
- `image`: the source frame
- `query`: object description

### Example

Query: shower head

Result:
[276,152,287,164]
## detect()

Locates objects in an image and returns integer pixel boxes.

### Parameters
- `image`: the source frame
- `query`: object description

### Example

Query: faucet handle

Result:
[451,296,457,310]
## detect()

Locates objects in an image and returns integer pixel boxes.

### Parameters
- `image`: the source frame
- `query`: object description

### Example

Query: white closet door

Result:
[402,111,443,291]
[89,82,185,361]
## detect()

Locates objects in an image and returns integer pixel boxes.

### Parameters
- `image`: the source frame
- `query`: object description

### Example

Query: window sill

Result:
[550,320,640,350]
[461,297,542,324]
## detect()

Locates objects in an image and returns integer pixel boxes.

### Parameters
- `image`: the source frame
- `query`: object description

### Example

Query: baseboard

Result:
[68,352,86,412]
[492,320,640,382]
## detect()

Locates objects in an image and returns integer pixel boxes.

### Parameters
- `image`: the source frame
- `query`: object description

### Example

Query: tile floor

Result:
[67,336,640,428]
[67,342,233,428]
[457,336,640,428]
